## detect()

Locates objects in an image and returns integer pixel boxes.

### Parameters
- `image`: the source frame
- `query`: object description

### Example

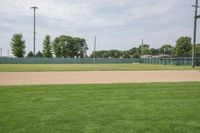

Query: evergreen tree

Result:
[10,34,26,57]
[42,35,53,58]
[35,51,43,58]
[27,51,34,58]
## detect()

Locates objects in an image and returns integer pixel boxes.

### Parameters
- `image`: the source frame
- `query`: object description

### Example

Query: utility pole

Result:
[192,0,200,68]
[164,48,166,55]
[83,43,87,58]
[7,49,9,57]
[31,6,38,55]
[93,36,97,64]
[141,38,144,56]
[0,48,2,57]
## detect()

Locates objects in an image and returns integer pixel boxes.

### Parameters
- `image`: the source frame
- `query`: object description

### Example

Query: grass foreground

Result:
[0,82,200,133]
[0,64,199,72]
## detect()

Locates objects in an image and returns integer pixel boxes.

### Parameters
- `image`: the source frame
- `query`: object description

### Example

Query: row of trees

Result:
[91,37,200,58]
[90,45,173,58]
[10,34,88,58]
[10,34,200,58]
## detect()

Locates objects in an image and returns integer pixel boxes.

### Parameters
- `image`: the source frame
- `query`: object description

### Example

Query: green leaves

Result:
[27,51,34,58]
[175,37,192,57]
[160,44,173,55]
[52,35,87,58]
[196,44,200,57]
[10,34,26,57]
[42,35,53,58]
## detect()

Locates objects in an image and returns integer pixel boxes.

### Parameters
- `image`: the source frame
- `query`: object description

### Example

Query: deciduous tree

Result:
[160,44,173,55]
[174,37,192,57]
[52,35,88,58]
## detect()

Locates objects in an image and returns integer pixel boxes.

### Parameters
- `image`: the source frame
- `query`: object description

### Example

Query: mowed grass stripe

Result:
[0,82,200,133]
[0,64,199,72]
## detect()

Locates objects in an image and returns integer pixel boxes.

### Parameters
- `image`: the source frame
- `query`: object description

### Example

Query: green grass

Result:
[0,82,200,133]
[0,64,199,72]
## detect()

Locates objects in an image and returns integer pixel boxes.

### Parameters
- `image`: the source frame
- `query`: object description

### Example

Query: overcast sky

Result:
[0,0,198,56]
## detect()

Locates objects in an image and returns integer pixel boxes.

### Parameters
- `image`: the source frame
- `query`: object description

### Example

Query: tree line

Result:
[10,34,88,58]
[10,34,200,58]
[91,36,200,58]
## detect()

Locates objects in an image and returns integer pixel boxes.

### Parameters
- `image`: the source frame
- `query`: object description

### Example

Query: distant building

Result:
[140,54,171,58]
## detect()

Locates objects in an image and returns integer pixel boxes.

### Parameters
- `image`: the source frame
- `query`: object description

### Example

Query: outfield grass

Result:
[0,64,199,72]
[0,82,200,133]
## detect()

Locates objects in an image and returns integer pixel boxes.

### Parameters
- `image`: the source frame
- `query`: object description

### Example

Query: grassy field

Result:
[0,64,199,72]
[0,82,200,133]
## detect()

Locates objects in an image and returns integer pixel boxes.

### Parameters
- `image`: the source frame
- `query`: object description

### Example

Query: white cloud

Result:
[0,0,195,56]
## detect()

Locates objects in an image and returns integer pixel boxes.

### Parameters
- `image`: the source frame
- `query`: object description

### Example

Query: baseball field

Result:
[0,64,200,133]
[0,64,199,72]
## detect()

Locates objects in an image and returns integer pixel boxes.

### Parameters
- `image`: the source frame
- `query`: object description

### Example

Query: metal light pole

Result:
[93,36,97,64]
[192,0,200,68]
[31,6,38,55]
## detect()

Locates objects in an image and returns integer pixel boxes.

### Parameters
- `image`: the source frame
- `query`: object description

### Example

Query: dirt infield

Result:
[0,70,199,85]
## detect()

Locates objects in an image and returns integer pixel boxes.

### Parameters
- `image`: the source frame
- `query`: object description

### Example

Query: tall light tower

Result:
[192,0,200,68]
[31,6,38,55]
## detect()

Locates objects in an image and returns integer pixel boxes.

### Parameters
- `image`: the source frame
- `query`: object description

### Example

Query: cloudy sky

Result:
[0,0,197,56]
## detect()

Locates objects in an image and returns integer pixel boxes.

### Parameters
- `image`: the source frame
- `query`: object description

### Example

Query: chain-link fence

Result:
[0,57,140,64]
[0,57,199,65]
